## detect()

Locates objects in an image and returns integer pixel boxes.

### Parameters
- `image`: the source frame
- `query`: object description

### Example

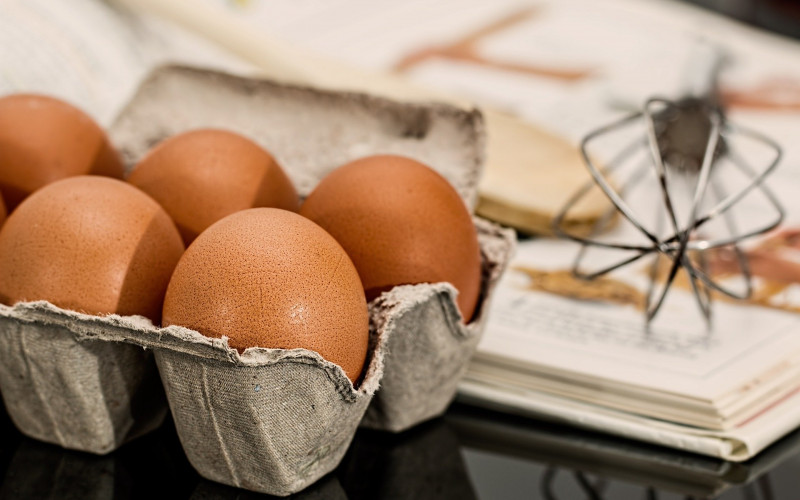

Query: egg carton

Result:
[0,65,516,496]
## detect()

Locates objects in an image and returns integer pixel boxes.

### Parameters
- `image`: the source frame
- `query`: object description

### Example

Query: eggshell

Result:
[162,208,369,383]
[300,155,483,321]
[127,129,299,245]
[0,176,184,323]
[0,94,124,211]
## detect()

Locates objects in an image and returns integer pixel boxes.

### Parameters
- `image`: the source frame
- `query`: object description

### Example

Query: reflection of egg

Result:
[0,94,124,211]
[128,129,299,245]
[0,176,184,323]
[162,208,369,383]
[300,155,482,322]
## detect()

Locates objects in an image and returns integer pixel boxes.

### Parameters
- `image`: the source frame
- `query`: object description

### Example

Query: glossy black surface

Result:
[2,399,800,500]
[680,0,800,40]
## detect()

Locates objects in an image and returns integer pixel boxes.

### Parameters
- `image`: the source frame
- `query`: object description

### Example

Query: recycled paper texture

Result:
[362,218,514,431]
[0,66,514,495]
[0,301,386,495]
[0,311,166,454]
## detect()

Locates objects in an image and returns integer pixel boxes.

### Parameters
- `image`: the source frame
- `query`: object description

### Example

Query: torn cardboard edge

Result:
[0,215,513,424]
[362,217,516,431]
[0,301,383,399]
[0,219,512,494]
[0,316,167,455]
[0,298,387,496]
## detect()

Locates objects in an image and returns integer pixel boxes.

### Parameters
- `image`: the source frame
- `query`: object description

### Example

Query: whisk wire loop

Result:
[553,96,784,326]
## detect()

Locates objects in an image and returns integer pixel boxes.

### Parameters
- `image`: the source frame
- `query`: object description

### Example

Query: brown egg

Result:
[0,195,5,227]
[162,208,369,383]
[0,176,185,323]
[0,94,124,211]
[300,155,482,322]
[128,129,299,245]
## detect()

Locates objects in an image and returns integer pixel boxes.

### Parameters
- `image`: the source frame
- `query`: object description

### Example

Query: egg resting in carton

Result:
[0,66,515,495]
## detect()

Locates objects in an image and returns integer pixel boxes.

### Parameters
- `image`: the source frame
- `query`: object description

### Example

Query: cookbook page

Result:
[479,248,800,401]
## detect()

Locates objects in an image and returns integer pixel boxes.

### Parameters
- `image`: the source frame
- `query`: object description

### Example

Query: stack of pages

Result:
[461,257,800,460]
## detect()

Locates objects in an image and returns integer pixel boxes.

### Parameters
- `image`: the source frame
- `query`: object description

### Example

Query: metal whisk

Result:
[552,44,784,326]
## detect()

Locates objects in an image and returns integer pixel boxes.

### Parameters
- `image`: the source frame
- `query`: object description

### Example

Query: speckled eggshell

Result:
[127,129,300,245]
[300,155,483,322]
[162,208,369,383]
[0,94,124,211]
[0,176,185,323]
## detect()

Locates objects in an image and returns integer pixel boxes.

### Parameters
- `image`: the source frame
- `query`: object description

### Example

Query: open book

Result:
[449,3,800,462]
[460,232,800,460]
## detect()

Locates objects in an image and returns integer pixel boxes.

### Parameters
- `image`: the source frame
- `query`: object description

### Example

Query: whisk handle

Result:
[682,42,727,101]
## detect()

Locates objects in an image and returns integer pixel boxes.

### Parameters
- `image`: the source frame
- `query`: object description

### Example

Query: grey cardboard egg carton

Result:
[0,302,386,495]
[0,65,515,496]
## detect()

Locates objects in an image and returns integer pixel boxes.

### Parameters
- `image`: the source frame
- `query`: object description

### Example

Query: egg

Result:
[0,94,124,211]
[0,195,5,227]
[162,208,369,383]
[0,176,185,323]
[300,155,483,322]
[127,129,300,245]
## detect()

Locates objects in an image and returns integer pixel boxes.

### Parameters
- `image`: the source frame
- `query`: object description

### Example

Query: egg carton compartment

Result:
[0,308,166,454]
[0,65,514,496]
[0,302,386,495]
[362,217,515,432]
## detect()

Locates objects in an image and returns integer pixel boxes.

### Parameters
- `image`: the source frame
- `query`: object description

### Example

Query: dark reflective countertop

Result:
[2,398,800,500]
